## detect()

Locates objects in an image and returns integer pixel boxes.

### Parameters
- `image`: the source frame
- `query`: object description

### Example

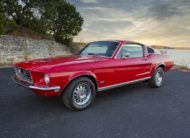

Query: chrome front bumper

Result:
[12,75,60,92]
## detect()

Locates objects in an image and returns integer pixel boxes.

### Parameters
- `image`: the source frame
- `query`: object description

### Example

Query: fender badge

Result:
[100,81,105,84]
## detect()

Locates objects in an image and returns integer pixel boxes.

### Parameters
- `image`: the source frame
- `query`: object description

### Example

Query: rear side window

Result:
[147,47,155,53]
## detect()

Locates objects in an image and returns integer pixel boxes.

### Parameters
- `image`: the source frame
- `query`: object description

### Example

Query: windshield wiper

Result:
[87,53,100,56]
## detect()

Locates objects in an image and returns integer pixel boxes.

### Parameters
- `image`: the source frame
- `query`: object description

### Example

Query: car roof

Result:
[92,40,143,44]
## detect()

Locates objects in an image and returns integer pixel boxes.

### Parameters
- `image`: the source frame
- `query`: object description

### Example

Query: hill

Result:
[150,45,190,50]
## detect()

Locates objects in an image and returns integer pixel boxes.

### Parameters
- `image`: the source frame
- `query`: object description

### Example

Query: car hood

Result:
[13,55,102,71]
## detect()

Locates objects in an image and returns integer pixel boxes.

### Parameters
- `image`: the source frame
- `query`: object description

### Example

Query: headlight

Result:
[44,74,50,84]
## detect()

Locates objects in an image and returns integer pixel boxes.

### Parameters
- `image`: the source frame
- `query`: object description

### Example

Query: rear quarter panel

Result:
[147,53,174,76]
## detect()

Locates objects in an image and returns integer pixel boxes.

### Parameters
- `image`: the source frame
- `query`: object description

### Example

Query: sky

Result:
[67,0,190,47]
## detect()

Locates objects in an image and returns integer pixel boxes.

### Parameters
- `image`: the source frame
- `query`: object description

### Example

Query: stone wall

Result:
[0,35,72,63]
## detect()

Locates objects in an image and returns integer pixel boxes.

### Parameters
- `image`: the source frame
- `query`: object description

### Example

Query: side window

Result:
[147,47,155,53]
[116,44,144,58]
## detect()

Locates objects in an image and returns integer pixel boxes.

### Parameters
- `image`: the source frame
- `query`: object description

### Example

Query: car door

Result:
[114,43,151,84]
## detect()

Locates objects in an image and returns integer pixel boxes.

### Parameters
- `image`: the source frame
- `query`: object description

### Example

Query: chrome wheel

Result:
[73,83,91,106]
[155,71,163,86]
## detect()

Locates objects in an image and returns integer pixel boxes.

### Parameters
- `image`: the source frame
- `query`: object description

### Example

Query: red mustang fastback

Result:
[12,40,174,110]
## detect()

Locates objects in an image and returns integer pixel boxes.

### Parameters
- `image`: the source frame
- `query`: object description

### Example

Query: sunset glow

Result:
[69,0,190,47]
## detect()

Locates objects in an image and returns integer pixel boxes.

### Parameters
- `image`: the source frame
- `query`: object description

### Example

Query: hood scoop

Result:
[42,59,52,62]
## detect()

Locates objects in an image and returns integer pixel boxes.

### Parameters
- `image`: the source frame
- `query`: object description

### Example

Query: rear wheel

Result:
[148,67,164,88]
[62,77,96,110]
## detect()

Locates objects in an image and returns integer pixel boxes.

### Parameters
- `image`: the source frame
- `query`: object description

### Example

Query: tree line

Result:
[0,0,84,45]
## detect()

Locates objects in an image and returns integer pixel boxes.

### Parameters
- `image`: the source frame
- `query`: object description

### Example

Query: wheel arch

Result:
[148,63,165,88]
[157,64,165,71]
[150,62,165,77]
[59,73,98,95]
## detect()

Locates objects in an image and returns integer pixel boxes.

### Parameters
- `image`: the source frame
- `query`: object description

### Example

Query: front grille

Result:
[13,66,33,84]
[20,69,32,80]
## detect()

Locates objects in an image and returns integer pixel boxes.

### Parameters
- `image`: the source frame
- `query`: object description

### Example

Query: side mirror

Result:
[122,53,130,59]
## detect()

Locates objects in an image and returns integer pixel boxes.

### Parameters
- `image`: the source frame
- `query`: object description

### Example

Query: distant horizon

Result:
[68,0,190,47]
[74,41,190,48]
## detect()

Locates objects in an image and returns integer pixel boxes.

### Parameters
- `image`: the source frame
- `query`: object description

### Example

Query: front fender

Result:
[58,71,98,95]
[69,71,97,82]
[48,70,99,96]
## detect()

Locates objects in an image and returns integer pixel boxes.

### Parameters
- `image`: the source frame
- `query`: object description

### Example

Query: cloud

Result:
[81,0,97,3]
[70,0,190,47]
[127,1,190,46]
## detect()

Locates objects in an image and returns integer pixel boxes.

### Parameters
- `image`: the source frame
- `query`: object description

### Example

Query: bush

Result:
[68,41,81,54]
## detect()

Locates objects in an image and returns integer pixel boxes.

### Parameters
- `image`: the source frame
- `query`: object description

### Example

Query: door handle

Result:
[142,58,148,61]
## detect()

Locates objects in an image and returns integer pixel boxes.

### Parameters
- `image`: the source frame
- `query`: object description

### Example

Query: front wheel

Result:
[148,67,164,88]
[62,77,96,110]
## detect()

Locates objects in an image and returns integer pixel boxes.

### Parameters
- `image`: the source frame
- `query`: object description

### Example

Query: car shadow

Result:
[4,82,151,115]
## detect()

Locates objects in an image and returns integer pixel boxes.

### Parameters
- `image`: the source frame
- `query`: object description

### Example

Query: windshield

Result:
[77,41,120,57]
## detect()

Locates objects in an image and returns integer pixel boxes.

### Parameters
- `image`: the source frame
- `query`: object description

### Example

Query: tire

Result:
[62,77,96,110]
[148,67,164,88]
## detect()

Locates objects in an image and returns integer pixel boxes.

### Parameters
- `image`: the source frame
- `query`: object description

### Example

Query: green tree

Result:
[1,0,84,44]
[0,3,18,36]
[37,0,61,34]
[5,19,19,34]
[2,0,34,25]
[51,0,84,45]
[0,4,8,35]
[1,0,47,34]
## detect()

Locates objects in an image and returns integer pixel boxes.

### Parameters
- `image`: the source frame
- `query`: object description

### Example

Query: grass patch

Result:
[0,62,9,67]
[176,65,189,70]
[8,27,54,40]
[172,65,189,71]
[171,59,190,72]
[177,59,189,70]
[68,41,82,54]
[0,58,14,67]
[23,44,29,60]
